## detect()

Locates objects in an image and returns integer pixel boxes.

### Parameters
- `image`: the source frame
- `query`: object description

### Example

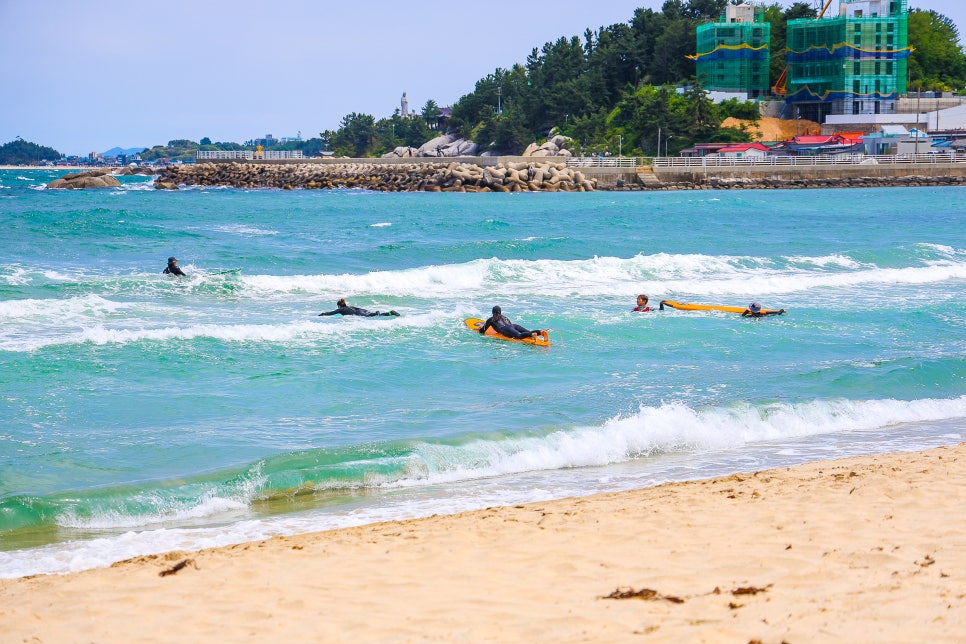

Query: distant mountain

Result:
[101,147,146,158]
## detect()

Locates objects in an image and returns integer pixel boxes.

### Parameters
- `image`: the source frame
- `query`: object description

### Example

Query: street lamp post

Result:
[619,135,623,157]
[497,86,502,115]
[666,135,673,158]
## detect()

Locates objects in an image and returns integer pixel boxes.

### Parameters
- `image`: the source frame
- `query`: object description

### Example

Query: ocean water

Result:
[1,169,963,578]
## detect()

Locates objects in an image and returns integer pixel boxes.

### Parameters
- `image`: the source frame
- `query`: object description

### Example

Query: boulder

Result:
[381,146,419,158]
[523,134,575,157]
[46,170,121,189]
[417,134,459,157]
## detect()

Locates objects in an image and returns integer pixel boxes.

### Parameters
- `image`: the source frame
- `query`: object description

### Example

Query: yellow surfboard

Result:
[465,318,550,346]
[660,300,785,315]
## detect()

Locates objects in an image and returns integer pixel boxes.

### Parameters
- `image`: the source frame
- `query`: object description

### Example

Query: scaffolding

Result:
[691,4,771,97]
[785,0,910,122]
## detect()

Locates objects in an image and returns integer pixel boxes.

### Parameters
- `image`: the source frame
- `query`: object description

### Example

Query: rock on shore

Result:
[154,161,597,192]
[46,168,121,189]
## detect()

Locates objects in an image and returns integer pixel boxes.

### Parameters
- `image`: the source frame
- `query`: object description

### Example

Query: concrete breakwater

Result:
[155,161,597,192]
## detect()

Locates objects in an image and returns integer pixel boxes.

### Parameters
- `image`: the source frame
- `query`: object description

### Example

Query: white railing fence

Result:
[197,150,304,160]
[650,153,966,168]
[566,157,642,168]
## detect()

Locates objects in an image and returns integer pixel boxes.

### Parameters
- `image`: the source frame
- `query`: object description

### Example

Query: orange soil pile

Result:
[722,116,822,142]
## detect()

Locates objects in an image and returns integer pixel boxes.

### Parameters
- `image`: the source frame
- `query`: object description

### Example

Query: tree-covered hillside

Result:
[0,138,62,165]
[442,1,966,156]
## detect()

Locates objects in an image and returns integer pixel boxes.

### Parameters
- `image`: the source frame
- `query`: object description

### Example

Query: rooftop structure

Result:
[690,4,770,97]
[785,0,911,123]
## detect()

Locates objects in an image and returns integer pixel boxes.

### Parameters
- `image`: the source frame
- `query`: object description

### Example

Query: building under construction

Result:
[785,0,911,123]
[691,4,771,97]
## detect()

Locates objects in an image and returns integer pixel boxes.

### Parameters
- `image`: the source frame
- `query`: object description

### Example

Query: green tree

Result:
[421,100,442,125]
[0,137,61,164]
[300,137,327,157]
[718,97,761,121]
[332,112,377,157]
[908,9,966,91]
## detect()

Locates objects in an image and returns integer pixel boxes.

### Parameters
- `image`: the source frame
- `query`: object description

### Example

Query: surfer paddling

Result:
[479,306,546,340]
[318,298,399,317]
[741,302,785,318]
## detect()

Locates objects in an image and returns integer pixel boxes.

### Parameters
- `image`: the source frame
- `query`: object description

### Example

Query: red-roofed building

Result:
[772,133,865,155]
[716,142,770,158]
[680,143,735,157]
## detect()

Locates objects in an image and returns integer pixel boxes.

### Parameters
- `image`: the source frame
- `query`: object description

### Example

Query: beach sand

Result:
[1,444,963,642]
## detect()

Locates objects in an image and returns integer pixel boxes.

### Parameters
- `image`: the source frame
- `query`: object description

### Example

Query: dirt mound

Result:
[721,116,821,142]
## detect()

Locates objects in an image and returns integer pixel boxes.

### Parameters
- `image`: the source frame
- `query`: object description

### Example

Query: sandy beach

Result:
[1,444,963,642]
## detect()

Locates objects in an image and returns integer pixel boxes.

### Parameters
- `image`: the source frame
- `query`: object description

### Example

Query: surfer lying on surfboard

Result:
[658,299,786,316]
[318,298,399,317]
[741,302,785,317]
[479,306,546,340]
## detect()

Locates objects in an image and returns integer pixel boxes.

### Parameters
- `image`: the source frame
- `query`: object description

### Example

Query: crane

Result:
[773,0,835,95]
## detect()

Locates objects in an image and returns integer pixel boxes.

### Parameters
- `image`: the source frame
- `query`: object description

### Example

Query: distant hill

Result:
[102,147,146,158]
[0,138,61,164]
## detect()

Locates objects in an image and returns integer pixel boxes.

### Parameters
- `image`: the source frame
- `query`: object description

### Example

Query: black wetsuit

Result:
[741,309,785,318]
[479,314,539,339]
[318,306,398,317]
[163,263,187,276]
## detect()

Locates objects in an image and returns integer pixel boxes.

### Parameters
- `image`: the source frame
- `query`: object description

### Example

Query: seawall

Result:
[155,159,596,192]
[154,157,966,191]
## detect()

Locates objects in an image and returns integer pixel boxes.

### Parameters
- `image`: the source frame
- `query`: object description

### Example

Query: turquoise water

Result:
[1,169,963,577]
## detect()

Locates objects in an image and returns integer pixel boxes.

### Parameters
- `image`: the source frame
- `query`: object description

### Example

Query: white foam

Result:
[394,396,966,486]
[59,496,250,530]
[236,252,966,299]
[212,224,279,236]
[3,395,962,579]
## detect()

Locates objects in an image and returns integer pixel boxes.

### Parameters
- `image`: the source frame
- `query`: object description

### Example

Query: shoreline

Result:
[2,443,963,641]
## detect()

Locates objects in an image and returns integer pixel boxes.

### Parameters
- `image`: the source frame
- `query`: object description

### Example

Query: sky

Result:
[2,0,964,156]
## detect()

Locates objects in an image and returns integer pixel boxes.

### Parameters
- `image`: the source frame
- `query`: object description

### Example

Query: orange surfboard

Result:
[660,300,785,315]
[465,318,550,346]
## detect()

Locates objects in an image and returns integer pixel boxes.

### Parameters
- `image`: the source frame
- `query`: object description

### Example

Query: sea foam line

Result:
[236,253,966,299]
[1,395,962,579]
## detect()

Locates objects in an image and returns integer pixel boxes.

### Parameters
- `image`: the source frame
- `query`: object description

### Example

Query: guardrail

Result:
[567,157,643,168]
[197,151,254,160]
[652,153,966,167]
[197,150,304,160]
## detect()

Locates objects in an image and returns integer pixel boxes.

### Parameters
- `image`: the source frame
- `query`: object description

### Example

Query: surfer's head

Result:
[338,298,347,307]
[492,305,502,316]
[749,302,762,314]
[167,257,177,264]
[637,294,648,305]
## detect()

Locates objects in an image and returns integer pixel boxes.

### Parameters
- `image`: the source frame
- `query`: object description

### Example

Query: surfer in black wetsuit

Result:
[163,256,187,276]
[479,306,545,339]
[318,298,399,317]
[741,302,785,318]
